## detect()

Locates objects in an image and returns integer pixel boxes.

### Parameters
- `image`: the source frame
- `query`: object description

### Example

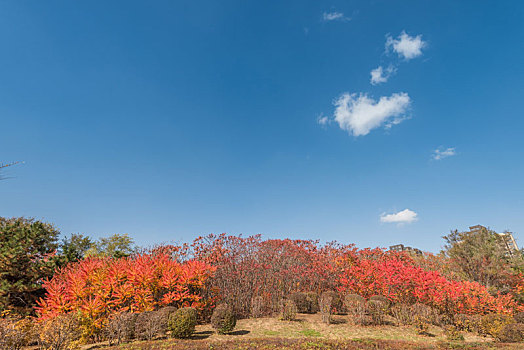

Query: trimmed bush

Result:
[514,312,524,324]
[38,313,81,350]
[435,313,454,327]
[367,300,388,326]
[168,307,197,339]
[106,312,138,345]
[280,299,297,321]
[391,303,412,326]
[251,296,268,318]
[211,304,236,334]
[0,317,34,350]
[319,294,333,324]
[157,307,177,333]
[413,316,430,335]
[306,292,320,313]
[344,294,366,321]
[478,314,515,339]
[289,292,310,313]
[498,323,524,343]
[321,291,343,314]
[410,303,438,326]
[369,295,391,310]
[135,311,164,340]
[444,325,464,341]
[454,313,481,333]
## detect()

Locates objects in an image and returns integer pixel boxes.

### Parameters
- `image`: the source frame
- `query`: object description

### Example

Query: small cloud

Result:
[333,92,411,136]
[433,147,456,160]
[317,114,330,126]
[322,12,350,21]
[380,209,418,224]
[303,27,309,35]
[370,65,397,85]
[386,31,426,60]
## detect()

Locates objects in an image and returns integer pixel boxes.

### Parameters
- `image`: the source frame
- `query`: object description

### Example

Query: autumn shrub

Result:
[498,323,524,342]
[157,306,177,332]
[211,304,236,334]
[454,313,481,333]
[410,303,438,325]
[168,307,197,339]
[321,291,343,314]
[289,292,319,314]
[250,296,268,318]
[319,294,332,324]
[38,313,81,350]
[444,325,464,341]
[435,313,454,327]
[289,292,309,313]
[367,300,388,326]
[369,295,391,309]
[280,299,297,321]
[135,311,165,341]
[0,316,34,350]
[413,316,430,335]
[306,292,320,313]
[514,311,524,324]
[478,313,515,339]
[192,234,352,318]
[338,248,518,316]
[391,303,412,325]
[105,312,137,345]
[36,253,214,338]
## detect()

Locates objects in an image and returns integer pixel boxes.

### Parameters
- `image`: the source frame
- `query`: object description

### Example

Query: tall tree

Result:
[0,217,60,314]
[59,233,93,264]
[442,227,524,291]
[85,233,135,259]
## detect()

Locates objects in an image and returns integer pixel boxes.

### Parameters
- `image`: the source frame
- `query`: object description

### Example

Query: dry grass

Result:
[94,313,521,350]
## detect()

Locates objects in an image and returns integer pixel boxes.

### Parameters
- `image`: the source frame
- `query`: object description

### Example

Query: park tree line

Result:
[1,216,523,317]
[0,217,135,315]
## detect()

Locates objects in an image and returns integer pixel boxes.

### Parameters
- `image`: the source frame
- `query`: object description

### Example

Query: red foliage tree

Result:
[337,248,520,315]
[192,234,352,317]
[36,253,215,334]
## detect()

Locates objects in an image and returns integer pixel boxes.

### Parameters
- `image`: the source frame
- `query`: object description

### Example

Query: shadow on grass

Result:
[228,330,250,336]
[191,330,213,340]
[330,317,348,325]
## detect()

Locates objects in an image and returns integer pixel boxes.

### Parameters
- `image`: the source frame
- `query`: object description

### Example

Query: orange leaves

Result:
[36,252,214,331]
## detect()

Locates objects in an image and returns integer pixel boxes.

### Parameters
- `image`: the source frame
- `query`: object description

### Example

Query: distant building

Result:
[389,244,423,256]
[467,225,519,258]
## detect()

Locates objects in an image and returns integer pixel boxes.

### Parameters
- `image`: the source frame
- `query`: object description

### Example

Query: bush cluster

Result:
[478,313,515,340]
[280,299,297,321]
[0,316,35,350]
[250,296,268,318]
[168,307,197,339]
[319,293,333,324]
[498,323,524,343]
[211,304,236,334]
[444,325,464,341]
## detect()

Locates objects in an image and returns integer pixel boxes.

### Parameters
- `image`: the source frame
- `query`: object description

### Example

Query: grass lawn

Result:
[96,313,522,350]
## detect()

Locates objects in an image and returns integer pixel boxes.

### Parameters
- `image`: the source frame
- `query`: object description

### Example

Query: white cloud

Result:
[317,114,329,126]
[386,31,426,60]
[322,12,349,21]
[380,209,418,224]
[333,92,411,136]
[433,147,456,160]
[370,65,396,85]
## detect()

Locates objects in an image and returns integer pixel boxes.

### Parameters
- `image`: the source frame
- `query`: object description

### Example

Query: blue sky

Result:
[1,1,523,252]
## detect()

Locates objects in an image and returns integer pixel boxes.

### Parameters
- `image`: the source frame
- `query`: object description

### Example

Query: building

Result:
[389,244,423,256]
